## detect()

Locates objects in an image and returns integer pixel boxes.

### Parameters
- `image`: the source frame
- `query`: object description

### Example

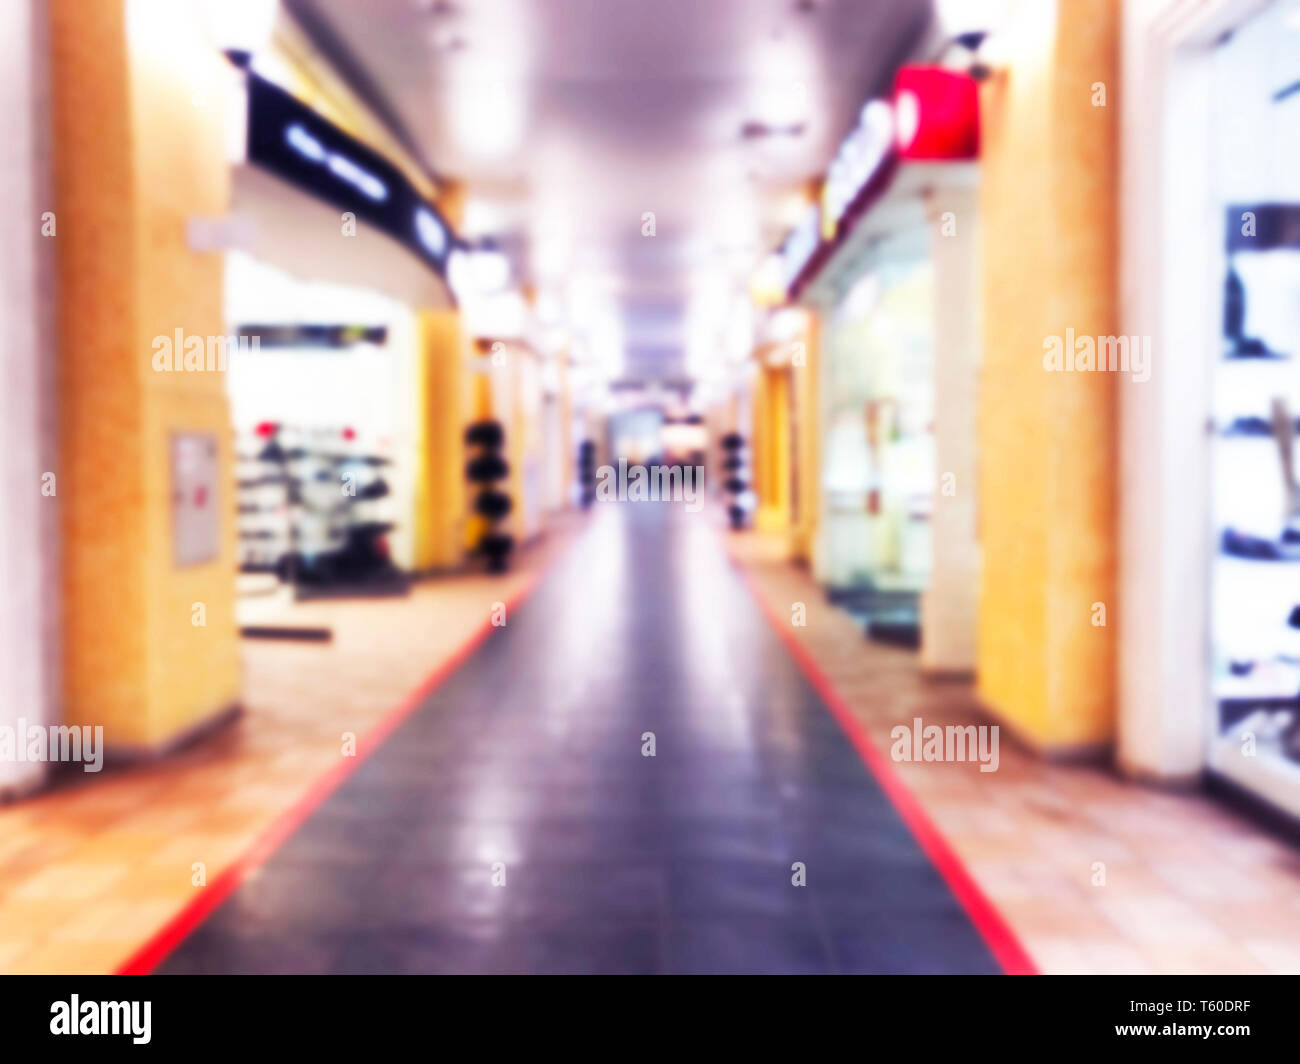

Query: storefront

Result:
[806,223,935,625]
[781,70,981,671]
[222,68,462,622]
[750,305,810,538]
[1120,0,1300,815]
[223,253,430,593]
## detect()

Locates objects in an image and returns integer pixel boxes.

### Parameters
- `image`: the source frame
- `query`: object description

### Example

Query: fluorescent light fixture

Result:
[535,290,564,326]
[726,295,756,362]
[753,78,809,129]
[470,249,511,292]
[532,235,570,281]
[447,246,510,302]
[586,309,624,378]
[749,38,814,128]
[463,289,527,339]
[449,79,526,160]
[447,249,470,301]
[463,199,509,236]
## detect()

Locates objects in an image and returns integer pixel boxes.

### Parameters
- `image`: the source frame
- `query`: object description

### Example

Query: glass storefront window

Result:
[1207,1,1300,809]
[821,229,934,597]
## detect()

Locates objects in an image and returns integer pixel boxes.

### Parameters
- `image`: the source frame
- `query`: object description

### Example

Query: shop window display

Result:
[224,256,419,605]
[1207,5,1300,816]
[820,234,934,644]
[237,421,405,597]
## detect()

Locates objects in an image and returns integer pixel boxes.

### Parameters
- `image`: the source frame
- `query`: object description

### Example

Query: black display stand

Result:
[720,432,749,530]
[465,419,515,572]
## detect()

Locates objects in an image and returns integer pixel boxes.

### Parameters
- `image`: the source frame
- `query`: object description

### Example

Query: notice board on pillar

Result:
[170,432,220,566]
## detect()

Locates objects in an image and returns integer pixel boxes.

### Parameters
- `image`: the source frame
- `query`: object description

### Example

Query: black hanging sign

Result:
[245,73,458,276]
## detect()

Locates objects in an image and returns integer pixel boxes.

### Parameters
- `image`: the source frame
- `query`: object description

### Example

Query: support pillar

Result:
[51,0,240,752]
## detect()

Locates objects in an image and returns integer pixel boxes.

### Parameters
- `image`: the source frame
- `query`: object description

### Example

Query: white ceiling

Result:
[297,0,936,381]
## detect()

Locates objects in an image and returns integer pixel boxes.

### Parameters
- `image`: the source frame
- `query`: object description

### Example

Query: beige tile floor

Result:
[0,521,581,974]
[726,529,1300,974]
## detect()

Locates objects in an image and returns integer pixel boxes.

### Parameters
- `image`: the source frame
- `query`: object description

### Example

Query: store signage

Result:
[284,123,389,202]
[234,324,388,348]
[777,70,974,298]
[414,206,449,259]
[779,205,822,293]
[246,73,457,277]
[821,99,895,240]
[893,66,980,160]
[777,95,897,295]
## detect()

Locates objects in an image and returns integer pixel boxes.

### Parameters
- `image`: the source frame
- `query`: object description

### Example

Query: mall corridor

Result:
[156,506,999,974]
[6,0,1300,998]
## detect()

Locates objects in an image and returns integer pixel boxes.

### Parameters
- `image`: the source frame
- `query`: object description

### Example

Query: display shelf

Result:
[1209,732,1300,820]
[234,423,401,587]
[1214,659,1300,701]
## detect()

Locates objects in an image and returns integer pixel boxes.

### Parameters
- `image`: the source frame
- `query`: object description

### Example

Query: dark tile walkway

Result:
[159,504,1001,974]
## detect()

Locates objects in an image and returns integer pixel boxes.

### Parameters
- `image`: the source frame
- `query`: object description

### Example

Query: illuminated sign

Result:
[893,66,979,160]
[414,207,448,259]
[284,123,389,201]
[821,100,895,240]
[780,205,822,292]
[247,74,457,276]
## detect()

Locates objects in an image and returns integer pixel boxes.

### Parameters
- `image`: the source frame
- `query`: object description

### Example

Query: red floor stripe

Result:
[115,562,556,976]
[724,541,1039,976]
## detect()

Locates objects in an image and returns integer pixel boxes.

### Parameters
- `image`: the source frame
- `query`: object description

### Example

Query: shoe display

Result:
[1220,527,1300,561]
[236,423,403,594]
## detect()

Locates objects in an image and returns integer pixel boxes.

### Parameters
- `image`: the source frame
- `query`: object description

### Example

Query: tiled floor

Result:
[157,505,999,973]
[726,529,1300,975]
[0,521,576,974]
[5,506,1300,973]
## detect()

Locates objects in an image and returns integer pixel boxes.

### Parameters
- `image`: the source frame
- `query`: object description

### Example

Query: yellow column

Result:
[976,0,1118,751]
[754,362,792,533]
[413,309,467,572]
[52,0,240,750]
[790,314,821,563]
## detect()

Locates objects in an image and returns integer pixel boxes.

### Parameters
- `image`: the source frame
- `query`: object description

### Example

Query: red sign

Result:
[893,66,979,160]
